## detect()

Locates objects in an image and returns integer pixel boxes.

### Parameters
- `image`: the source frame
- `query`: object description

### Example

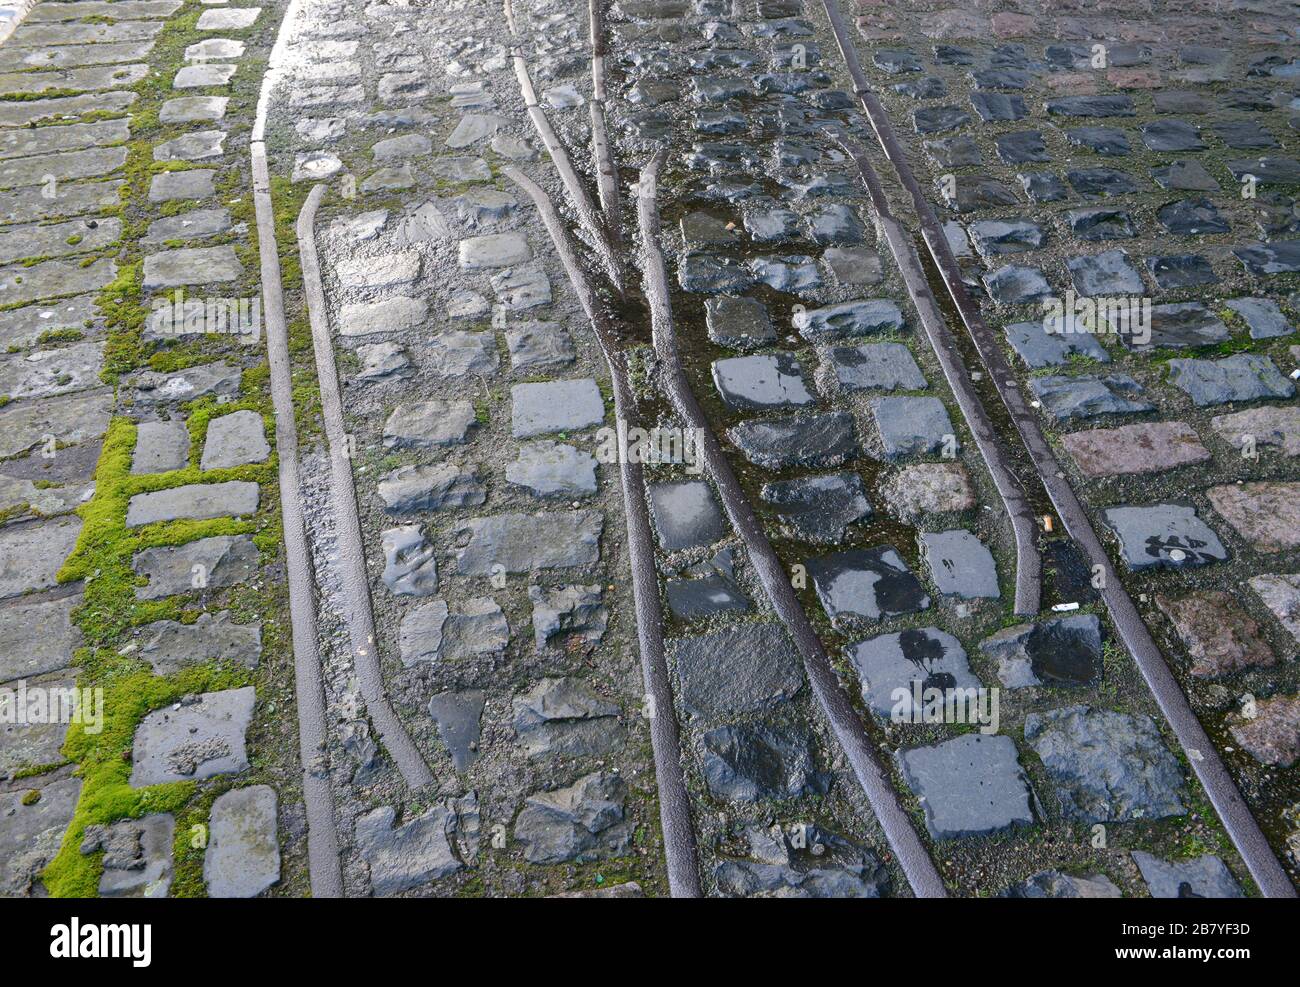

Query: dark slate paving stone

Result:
[1179,45,1229,65]
[1028,374,1153,421]
[666,569,750,621]
[728,411,859,469]
[893,76,946,98]
[1233,239,1300,275]
[701,721,829,802]
[1102,504,1228,570]
[688,48,759,70]
[743,204,799,242]
[749,254,822,291]
[1214,119,1278,149]
[1067,167,1142,199]
[933,45,974,66]
[941,175,1020,212]
[809,89,854,111]
[693,110,748,135]
[982,265,1053,305]
[1018,171,1068,202]
[846,626,978,717]
[913,105,970,134]
[1252,191,1300,238]
[999,870,1123,898]
[680,210,740,251]
[1128,302,1229,351]
[896,734,1034,840]
[670,622,800,719]
[971,67,1032,90]
[1225,297,1293,339]
[919,530,999,599]
[755,71,832,95]
[678,254,753,292]
[872,396,957,459]
[1223,88,1273,112]
[684,141,757,174]
[924,136,982,169]
[1151,159,1220,192]
[1147,254,1218,289]
[995,131,1049,164]
[1046,95,1135,118]
[1153,90,1213,114]
[1045,44,1090,71]
[779,171,857,199]
[806,546,930,620]
[824,246,884,286]
[649,479,727,550]
[705,295,776,348]
[1107,44,1153,67]
[873,49,922,74]
[806,203,865,244]
[1005,317,1110,368]
[825,342,926,392]
[1167,353,1295,406]
[427,691,485,772]
[1131,851,1243,899]
[982,614,1103,688]
[771,41,821,69]
[772,141,820,168]
[712,352,815,410]
[693,76,749,103]
[1157,197,1229,235]
[761,471,871,543]
[1140,119,1205,152]
[1067,250,1144,296]
[1025,705,1186,824]
[1066,127,1131,156]
[969,219,1045,257]
[1066,207,1136,241]
[1227,157,1300,187]
[795,299,904,341]
[970,92,1028,122]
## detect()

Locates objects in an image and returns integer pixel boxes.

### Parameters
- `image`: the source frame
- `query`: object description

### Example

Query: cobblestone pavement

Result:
[1,0,1297,899]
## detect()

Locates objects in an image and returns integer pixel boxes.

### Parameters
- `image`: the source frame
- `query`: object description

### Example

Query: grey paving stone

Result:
[760,471,870,543]
[173,63,237,88]
[919,529,998,599]
[872,396,957,460]
[511,379,604,438]
[1000,869,1122,898]
[0,216,121,266]
[1146,254,1217,289]
[0,776,81,896]
[1141,119,1205,152]
[982,614,1103,688]
[1064,126,1130,156]
[1131,851,1243,898]
[1158,197,1229,235]
[795,299,904,341]
[148,169,215,202]
[880,463,975,519]
[971,91,1028,122]
[355,805,462,894]
[0,517,81,600]
[129,687,255,786]
[897,734,1033,841]
[203,785,278,898]
[200,410,267,471]
[142,246,242,288]
[196,7,260,28]
[748,254,822,292]
[452,511,603,574]
[983,265,1052,305]
[1129,302,1230,351]
[1018,171,1068,203]
[152,130,225,163]
[158,95,227,124]
[1103,503,1228,570]
[825,342,926,392]
[503,322,572,372]
[742,205,799,241]
[1063,421,1211,478]
[1151,159,1220,192]
[429,156,492,182]
[88,812,174,898]
[377,463,485,514]
[184,38,244,60]
[1067,250,1144,296]
[506,441,597,499]
[0,340,102,399]
[665,555,750,620]
[1226,297,1293,339]
[132,534,258,600]
[994,130,1048,164]
[490,264,551,309]
[728,411,858,469]
[0,38,154,72]
[1046,94,1135,118]
[291,151,342,183]
[1168,354,1294,406]
[513,771,630,864]
[807,545,930,621]
[701,721,828,803]
[1026,705,1184,823]
[125,480,258,527]
[135,610,260,676]
[512,677,622,759]
[0,593,82,681]
[0,257,117,308]
[0,668,75,775]
[339,296,427,336]
[940,174,1019,212]
[0,90,135,126]
[335,251,419,291]
[1066,207,1136,241]
[705,295,776,348]
[458,232,531,270]
[382,399,475,449]
[1066,167,1142,199]
[1233,238,1300,276]
[678,254,753,292]
[131,362,240,405]
[142,207,231,244]
[1028,373,1152,421]
[969,219,1045,258]
[823,246,883,285]
[913,105,970,134]
[427,691,485,771]
[847,626,978,719]
[711,352,814,410]
[670,622,801,721]
[649,479,726,551]
[396,599,448,665]
[528,584,607,651]
[1207,481,1300,553]
[380,525,438,596]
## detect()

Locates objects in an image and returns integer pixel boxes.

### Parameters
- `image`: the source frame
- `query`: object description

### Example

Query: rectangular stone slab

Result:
[0,216,121,265]
[0,388,111,457]
[125,480,259,527]
[1062,421,1211,477]
[0,295,98,349]
[0,256,116,306]
[0,91,136,127]
[129,687,255,786]
[0,63,147,95]
[6,20,164,47]
[0,592,83,681]
[0,179,123,225]
[0,145,126,189]
[0,40,156,72]
[142,245,243,288]
[0,118,129,160]
[0,517,83,599]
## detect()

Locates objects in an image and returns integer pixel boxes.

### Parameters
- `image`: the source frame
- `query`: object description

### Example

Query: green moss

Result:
[20,790,41,807]
[36,328,85,345]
